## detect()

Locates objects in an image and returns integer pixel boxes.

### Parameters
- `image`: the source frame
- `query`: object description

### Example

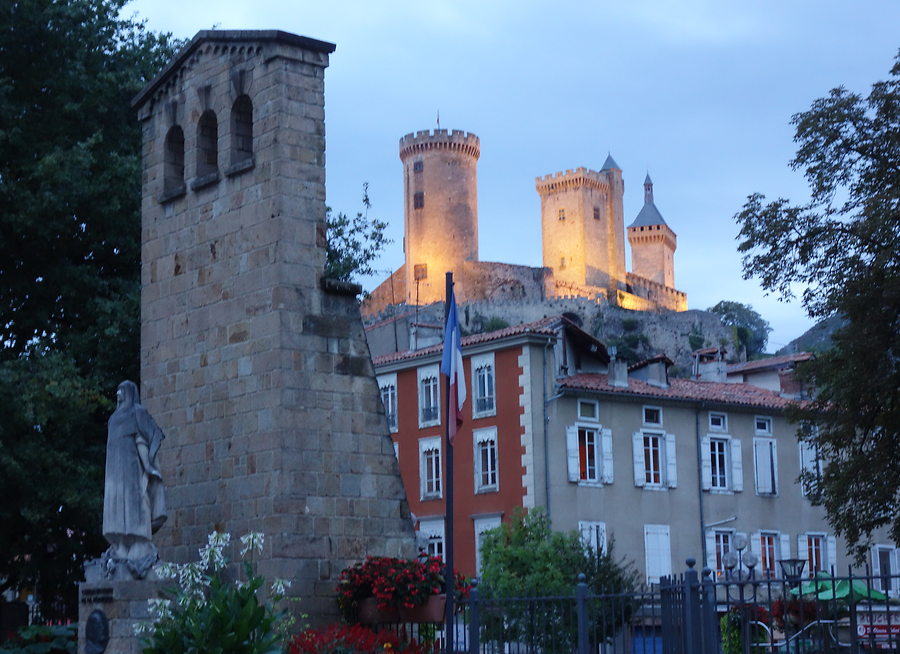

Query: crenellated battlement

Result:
[399,129,480,160]
[535,166,610,195]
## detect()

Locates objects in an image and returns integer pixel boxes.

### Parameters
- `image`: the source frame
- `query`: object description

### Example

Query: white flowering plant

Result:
[137,532,291,654]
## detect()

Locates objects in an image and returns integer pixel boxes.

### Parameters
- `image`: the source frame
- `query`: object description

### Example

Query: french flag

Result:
[441,289,466,445]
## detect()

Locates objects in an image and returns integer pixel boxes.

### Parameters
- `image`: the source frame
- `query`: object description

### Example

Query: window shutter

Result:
[566,425,580,483]
[755,440,773,494]
[892,549,900,580]
[731,439,743,492]
[872,547,883,591]
[798,534,810,569]
[706,531,718,572]
[601,428,614,484]
[633,432,645,487]
[665,433,677,488]
[779,533,792,571]
[750,532,762,558]
[826,536,837,573]
[700,436,712,491]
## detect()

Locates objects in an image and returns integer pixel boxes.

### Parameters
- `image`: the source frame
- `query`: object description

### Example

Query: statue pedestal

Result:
[78,578,167,654]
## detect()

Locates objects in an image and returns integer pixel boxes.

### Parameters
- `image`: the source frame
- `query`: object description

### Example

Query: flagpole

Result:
[443,271,455,651]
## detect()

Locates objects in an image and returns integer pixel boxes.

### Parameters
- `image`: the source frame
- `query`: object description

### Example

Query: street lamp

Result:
[724,535,761,654]
[778,558,806,585]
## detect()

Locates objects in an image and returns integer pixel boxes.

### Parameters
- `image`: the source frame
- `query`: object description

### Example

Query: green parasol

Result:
[790,573,886,602]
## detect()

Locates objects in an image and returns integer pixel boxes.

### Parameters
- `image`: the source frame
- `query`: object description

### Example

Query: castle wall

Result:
[463,260,553,303]
[361,264,406,318]
[627,272,687,311]
[135,30,416,623]
[400,129,479,305]
[628,225,676,288]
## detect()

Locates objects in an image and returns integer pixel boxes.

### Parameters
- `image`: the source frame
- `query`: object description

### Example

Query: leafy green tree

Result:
[0,0,178,616]
[734,50,900,561]
[325,183,391,283]
[707,301,772,357]
[479,508,639,650]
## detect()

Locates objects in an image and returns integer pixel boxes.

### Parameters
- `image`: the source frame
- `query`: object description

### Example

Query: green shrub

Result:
[0,624,76,654]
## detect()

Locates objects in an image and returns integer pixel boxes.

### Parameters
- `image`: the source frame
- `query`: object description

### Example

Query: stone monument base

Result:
[78,579,167,654]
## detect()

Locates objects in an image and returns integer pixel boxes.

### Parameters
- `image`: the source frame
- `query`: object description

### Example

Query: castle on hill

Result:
[361,129,688,319]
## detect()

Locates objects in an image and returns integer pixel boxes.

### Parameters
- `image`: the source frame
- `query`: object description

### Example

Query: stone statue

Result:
[98,380,167,579]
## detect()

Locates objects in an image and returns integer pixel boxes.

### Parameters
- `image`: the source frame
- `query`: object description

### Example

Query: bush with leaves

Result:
[137,532,291,654]
[289,624,437,654]
[325,184,391,284]
[0,624,76,654]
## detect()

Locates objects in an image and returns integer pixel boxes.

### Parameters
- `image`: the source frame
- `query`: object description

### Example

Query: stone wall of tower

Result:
[536,167,626,300]
[134,30,416,623]
[400,129,479,305]
[628,224,677,288]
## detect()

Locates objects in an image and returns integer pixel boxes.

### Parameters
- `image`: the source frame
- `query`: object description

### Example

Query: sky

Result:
[126,0,900,352]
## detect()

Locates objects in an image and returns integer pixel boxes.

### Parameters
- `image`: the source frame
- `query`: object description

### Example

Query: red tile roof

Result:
[364,308,418,333]
[559,373,800,410]
[372,316,559,366]
[726,352,814,375]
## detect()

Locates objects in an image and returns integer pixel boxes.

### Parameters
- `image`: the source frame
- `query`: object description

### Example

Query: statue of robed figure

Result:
[100,380,167,579]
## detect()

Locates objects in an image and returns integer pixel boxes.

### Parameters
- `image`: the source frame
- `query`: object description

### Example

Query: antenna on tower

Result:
[436,110,440,130]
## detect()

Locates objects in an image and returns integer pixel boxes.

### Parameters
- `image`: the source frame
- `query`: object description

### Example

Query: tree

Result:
[325,183,391,283]
[0,0,178,616]
[707,301,772,357]
[733,50,900,561]
[479,508,639,649]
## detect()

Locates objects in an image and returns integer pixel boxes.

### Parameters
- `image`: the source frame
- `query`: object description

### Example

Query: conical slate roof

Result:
[628,172,668,228]
[600,153,620,171]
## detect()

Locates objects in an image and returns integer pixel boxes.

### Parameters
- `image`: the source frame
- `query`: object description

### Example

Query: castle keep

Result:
[132,30,415,621]
[363,131,687,318]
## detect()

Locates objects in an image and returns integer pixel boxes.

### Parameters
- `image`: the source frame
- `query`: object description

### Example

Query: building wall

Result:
[136,31,416,621]
[400,130,479,306]
[628,226,676,288]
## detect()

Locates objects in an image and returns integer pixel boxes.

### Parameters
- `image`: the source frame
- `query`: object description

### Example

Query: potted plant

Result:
[336,555,468,624]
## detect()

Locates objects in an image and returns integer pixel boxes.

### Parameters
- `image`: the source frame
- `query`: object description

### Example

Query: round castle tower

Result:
[627,173,677,288]
[399,129,480,305]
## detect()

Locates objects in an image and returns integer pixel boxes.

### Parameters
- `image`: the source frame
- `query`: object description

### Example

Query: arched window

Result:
[231,95,253,165]
[163,125,185,198]
[197,110,218,178]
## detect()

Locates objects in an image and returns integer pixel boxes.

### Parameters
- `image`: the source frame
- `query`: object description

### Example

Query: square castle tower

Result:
[132,30,416,619]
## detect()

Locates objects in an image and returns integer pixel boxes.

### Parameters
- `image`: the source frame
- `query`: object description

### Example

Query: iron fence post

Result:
[700,567,718,654]
[577,573,589,654]
[468,579,480,654]
[683,558,702,654]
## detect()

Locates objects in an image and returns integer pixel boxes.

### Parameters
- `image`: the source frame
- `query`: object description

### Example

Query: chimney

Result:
[608,346,629,388]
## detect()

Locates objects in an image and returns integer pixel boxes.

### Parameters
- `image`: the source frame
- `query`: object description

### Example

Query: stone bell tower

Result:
[131,30,416,622]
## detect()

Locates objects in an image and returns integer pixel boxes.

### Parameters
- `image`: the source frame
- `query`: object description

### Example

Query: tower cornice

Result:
[535,167,610,196]
[399,129,480,160]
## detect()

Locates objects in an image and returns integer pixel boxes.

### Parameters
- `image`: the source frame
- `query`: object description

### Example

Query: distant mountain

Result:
[777,315,845,355]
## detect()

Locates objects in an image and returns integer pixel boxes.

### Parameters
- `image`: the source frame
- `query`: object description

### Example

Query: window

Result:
[799,439,823,497]
[163,125,185,198]
[414,263,427,280]
[633,431,676,489]
[644,524,672,585]
[643,406,662,426]
[414,192,424,209]
[578,399,599,421]
[753,437,778,495]
[413,160,423,172]
[474,516,502,576]
[709,412,727,432]
[231,95,253,165]
[377,373,398,432]
[560,257,566,268]
[197,110,218,178]
[752,532,788,579]
[474,427,498,493]
[558,208,566,220]
[418,518,444,560]
[799,533,836,577]
[419,436,442,500]
[701,436,743,492]
[755,416,773,435]
[579,521,607,555]
[707,530,733,579]
[872,545,900,596]
[593,207,600,221]
[418,364,440,428]
[471,353,495,418]
[567,424,613,485]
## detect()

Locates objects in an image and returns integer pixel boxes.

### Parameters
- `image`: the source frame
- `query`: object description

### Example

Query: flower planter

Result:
[357,598,400,624]
[399,594,447,624]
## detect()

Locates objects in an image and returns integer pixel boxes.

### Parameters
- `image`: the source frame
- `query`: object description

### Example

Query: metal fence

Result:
[428,559,900,654]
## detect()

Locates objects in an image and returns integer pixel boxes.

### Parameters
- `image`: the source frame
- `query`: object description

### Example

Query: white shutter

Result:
[755,439,773,494]
[798,534,810,571]
[892,549,900,579]
[827,536,837,574]
[700,436,712,490]
[706,530,718,572]
[731,439,743,492]
[644,524,672,584]
[633,432,645,487]
[779,533,792,571]
[566,425,580,483]
[665,432,677,488]
[750,532,762,558]
[601,428,614,484]
[872,547,883,591]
